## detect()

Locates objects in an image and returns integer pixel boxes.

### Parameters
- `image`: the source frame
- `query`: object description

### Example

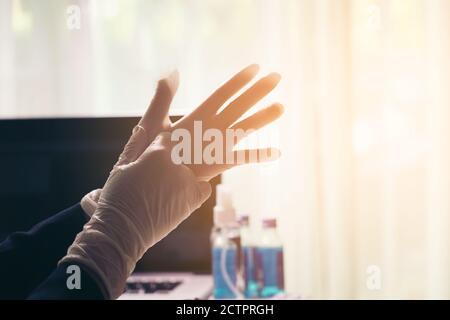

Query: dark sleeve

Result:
[0,204,87,299]
[27,262,105,300]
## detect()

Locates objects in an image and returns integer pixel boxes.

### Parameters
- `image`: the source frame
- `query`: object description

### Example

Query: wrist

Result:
[61,207,144,299]
[80,189,101,220]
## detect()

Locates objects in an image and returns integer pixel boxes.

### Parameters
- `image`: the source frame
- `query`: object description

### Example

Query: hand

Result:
[65,65,283,299]
[62,133,212,299]
[81,71,179,217]
[81,65,283,216]
[170,64,282,180]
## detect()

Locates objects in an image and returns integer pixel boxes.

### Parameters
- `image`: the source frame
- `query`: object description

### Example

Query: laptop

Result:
[0,117,218,300]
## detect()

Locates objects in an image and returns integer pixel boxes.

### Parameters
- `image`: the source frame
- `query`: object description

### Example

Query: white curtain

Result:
[226,0,450,299]
[424,0,450,299]
[0,0,449,298]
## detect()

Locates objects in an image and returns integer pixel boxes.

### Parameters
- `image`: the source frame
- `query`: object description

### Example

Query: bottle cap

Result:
[213,184,236,227]
[262,217,277,229]
[238,214,250,226]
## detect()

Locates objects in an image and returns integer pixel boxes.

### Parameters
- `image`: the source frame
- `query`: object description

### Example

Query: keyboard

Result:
[125,280,182,294]
[119,273,212,300]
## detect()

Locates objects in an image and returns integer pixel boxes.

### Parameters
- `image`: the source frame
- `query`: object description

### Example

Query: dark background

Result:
[0,117,217,273]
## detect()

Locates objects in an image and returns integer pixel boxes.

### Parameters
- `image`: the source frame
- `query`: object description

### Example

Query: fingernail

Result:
[268,72,281,83]
[272,102,284,115]
[166,69,179,82]
[246,63,260,73]
[159,69,179,94]
[270,148,281,159]
[165,69,179,93]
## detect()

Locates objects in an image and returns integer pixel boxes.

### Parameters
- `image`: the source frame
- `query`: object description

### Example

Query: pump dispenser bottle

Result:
[211,185,240,299]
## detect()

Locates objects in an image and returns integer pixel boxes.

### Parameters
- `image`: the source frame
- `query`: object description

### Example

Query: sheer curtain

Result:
[0,0,449,299]
[227,0,450,299]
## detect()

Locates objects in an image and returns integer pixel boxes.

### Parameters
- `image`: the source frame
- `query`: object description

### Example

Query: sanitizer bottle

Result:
[211,185,240,299]
[239,215,259,298]
[256,217,284,298]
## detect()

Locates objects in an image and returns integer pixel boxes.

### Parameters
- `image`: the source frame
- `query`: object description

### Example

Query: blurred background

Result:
[0,0,449,299]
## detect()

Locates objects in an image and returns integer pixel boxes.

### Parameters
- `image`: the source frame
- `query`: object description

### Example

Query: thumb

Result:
[114,125,149,167]
[115,71,179,167]
[197,181,212,203]
[139,70,179,132]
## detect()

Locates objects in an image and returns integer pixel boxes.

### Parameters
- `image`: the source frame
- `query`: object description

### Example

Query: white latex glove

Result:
[81,65,283,216]
[79,122,166,218]
[61,132,211,299]
[80,189,101,218]
[81,71,179,217]
[68,65,284,299]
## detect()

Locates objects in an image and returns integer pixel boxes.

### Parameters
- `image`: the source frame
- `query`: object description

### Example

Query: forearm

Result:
[0,204,87,299]
[27,262,105,300]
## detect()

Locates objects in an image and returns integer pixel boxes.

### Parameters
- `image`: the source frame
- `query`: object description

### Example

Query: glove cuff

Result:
[80,189,101,219]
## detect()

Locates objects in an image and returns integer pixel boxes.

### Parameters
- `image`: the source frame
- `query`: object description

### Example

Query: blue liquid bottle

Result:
[239,215,259,298]
[211,185,240,299]
[256,218,284,298]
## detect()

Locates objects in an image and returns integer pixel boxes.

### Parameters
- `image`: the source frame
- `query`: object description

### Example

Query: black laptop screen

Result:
[0,117,216,273]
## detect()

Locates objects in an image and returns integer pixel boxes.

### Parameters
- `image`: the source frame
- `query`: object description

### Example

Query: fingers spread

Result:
[230,102,284,143]
[216,73,281,128]
[189,64,259,119]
